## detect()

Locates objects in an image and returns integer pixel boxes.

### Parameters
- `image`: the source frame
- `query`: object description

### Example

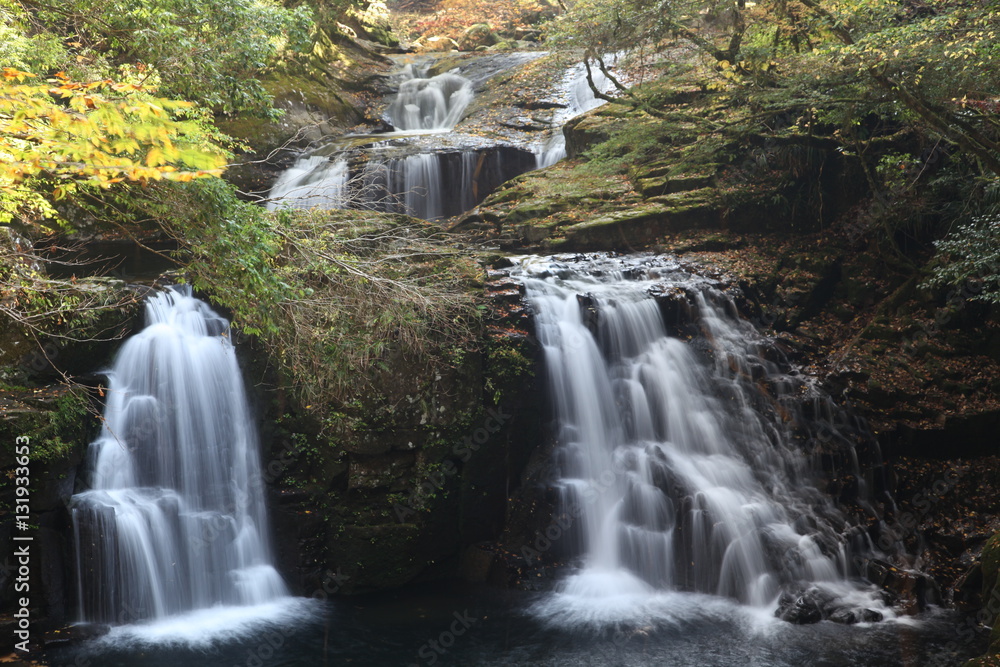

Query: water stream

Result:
[386,63,475,132]
[535,58,616,168]
[69,286,309,641]
[47,263,985,666]
[48,53,988,667]
[510,254,892,628]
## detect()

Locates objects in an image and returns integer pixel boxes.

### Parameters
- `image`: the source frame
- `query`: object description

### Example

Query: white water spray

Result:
[386,68,474,132]
[266,155,349,211]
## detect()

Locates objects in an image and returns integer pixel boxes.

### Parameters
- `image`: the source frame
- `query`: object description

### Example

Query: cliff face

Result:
[254,284,545,595]
[0,279,143,637]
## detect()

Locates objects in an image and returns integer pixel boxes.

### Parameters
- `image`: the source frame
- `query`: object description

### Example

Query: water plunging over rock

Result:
[71,286,287,626]
[386,65,474,132]
[511,255,894,628]
[535,60,616,168]
[267,155,349,211]
[266,55,557,219]
[268,141,536,220]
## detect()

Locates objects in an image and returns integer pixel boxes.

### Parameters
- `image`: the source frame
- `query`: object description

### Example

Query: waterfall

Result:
[386,153,444,220]
[71,286,287,626]
[266,156,349,211]
[386,68,474,132]
[266,56,562,219]
[514,255,888,628]
[267,146,535,221]
[536,59,618,169]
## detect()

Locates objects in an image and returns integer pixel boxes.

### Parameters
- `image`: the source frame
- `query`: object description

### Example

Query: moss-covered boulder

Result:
[414,36,461,53]
[345,1,400,48]
[459,24,499,52]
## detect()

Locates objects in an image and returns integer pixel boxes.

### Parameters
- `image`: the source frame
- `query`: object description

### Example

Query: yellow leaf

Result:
[146,147,163,167]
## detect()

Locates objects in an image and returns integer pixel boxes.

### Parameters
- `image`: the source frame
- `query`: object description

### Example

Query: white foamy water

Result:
[513,255,890,628]
[72,286,290,636]
[386,65,474,132]
[98,597,323,649]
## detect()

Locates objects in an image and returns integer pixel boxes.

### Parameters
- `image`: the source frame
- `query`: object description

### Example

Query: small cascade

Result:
[71,286,287,625]
[386,66,474,132]
[265,54,626,218]
[536,59,618,168]
[266,156,348,211]
[265,55,554,220]
[385,153,444,220]
[513,255,889,628]
[269,144,536,220]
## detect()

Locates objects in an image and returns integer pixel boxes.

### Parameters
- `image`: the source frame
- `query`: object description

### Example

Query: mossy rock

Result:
[564,113,627,158]
[636,175,669,197]
[459,24,499,52]
[555,203,674,250]
[217,29,388,193]
[345,2,400,48]
[415,36,460,53]
[331,523,426,592]
[505,197,572,224]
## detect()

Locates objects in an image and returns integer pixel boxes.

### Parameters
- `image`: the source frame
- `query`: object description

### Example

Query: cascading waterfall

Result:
[266,56,536,219]
[386,66,474,132]
[536,59,618,168]
[514,255,888,628]
[71,286,287,627]
[266,155,349,212]
[266,64,483,218]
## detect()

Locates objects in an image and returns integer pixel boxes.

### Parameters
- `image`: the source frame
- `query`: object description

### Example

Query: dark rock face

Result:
[0,279,141,629]
[258,264,545,596]
[0,393,92,628]
[864,559,942,613]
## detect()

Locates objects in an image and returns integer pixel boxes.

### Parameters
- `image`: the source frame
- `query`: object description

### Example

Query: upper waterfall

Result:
[386,65,474,132]
[536,57,620,168]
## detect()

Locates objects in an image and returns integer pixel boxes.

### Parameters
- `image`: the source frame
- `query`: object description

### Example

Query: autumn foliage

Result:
[0,67,227,228]
[407,0,555,42]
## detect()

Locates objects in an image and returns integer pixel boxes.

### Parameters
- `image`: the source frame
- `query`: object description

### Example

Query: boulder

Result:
[459,24,499,52]
[414,35,460,53]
